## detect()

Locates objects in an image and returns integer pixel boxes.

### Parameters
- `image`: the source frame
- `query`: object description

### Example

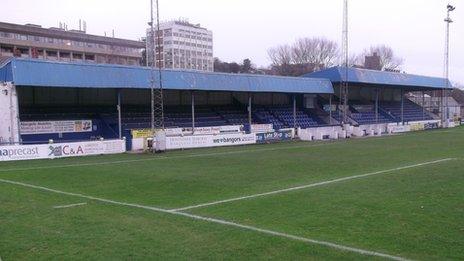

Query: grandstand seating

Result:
[20,104,328,136]
[380,100,434,122]
[331,111,344,124]
[18,99,435,144]
[253,108,284,130]
[215,106,253,126]
[348,103,393,125]
[167,107,228,128]
[114,108,228,130]
[266,106,323,129]
[350,111,391,125]
[326,102,411,125]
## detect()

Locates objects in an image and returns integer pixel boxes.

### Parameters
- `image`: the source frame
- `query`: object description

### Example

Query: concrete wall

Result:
[0,82,20,144]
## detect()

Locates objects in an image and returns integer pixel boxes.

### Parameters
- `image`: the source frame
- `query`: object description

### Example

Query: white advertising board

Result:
[184,125,243,135]
[164,128,184,137]
[20,120,93,135]
[165,133,256,150]
[217,125,243,133]
[250,124,274,133]
[0,139,126,162]
[132,125,243,138]
[389,124,411,133]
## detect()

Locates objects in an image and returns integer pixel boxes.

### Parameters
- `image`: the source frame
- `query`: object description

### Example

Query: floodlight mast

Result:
[150,0,155,133]
[341,0,349,126]
[443,4,455,125]
[149,0,165,134]
[154,0,165,131]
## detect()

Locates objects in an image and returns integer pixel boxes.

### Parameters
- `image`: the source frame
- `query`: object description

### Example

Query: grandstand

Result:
[303,66,448,125]
[0,58,453,148]
[0,58,461,260]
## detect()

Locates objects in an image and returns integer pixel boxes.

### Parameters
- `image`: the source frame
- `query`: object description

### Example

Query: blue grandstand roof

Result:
[303,66,452,90]
[0,59,334,94]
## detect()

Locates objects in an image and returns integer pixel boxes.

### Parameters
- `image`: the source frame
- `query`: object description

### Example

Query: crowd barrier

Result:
[0,139,126,162]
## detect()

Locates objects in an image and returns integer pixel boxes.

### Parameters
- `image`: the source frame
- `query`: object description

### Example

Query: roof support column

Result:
[401,88,404,125]
[191,91,195,132]
[329,94,332,125]
[375,88,379,124]
[445,88,449,122]
[117,89,122,139]
[440,89,444,123]
[248,93,252,127]
[422,91,425,120]
[293,94,297,129]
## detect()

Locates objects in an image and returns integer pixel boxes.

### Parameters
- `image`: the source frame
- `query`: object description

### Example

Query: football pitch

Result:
[1,127,463,260]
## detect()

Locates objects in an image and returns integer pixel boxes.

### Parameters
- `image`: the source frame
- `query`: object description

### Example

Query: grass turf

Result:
[0,127,463,260]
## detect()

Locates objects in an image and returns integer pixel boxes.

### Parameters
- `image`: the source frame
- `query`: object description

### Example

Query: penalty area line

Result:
[171,158,456,212]
[0,178,409,261]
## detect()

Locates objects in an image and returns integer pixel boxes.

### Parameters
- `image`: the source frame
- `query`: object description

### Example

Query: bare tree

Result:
[291,38,317,64]
[347,53,363,67]
[268,45,293,66]
[268,45,294,76]
[268,37,339,76]
[314,38,339,68]
[290,37,339,68]
[361,45,404,71]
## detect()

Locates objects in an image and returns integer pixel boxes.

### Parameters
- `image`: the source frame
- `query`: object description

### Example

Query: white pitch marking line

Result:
[0,135,404,173]
[53,202,87,209]
[0,129,457,174]
[0,142,337,173]
[0,178,409,261]
[171,158,456,212]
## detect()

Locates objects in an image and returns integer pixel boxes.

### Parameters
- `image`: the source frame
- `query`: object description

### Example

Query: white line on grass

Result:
[171,158,455,212]
[0,135,404,173]
[1,128,458,174]
[0,178,409,261]
[0,142,337,173]
[53,202,87,209]
[2,130,449,174]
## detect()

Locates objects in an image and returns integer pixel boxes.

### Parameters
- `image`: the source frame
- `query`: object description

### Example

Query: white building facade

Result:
[147,20,213,72]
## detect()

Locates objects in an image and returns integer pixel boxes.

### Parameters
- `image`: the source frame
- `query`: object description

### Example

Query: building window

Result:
[47,51,58,57]
[86,54,95,61]
[60,52,71,59]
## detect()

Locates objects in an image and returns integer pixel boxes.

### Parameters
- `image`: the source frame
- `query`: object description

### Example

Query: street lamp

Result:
[443,4,455,125]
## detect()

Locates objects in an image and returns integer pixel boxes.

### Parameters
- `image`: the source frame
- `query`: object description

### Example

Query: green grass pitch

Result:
[1,127,463,260]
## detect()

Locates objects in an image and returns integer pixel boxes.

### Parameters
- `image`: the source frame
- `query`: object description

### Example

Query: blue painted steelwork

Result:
[0,58,334,94]
[0,59,13,82]
[303,66,452,90]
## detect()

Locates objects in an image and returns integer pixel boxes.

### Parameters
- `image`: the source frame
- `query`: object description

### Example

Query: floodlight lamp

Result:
[447,4,456,11]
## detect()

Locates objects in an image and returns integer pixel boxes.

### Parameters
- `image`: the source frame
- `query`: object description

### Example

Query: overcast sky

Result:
[3,0,463,84]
